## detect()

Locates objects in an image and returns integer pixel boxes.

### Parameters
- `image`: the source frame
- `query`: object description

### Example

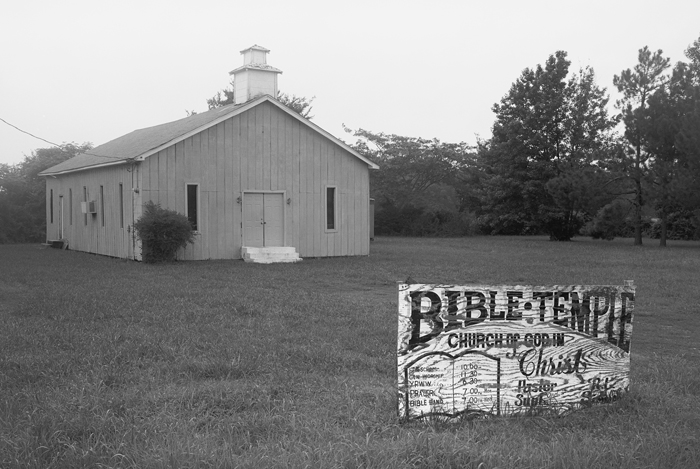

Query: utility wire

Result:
[0,117,126,160]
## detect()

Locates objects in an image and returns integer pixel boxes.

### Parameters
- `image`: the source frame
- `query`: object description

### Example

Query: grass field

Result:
[1,236,699,468]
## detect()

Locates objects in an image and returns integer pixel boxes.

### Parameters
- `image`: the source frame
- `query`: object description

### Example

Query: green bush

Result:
[646,210,700,240]
[374,202,477,237]
[541,211,585,241]
[134,201,196,263]
[584,200,634,240]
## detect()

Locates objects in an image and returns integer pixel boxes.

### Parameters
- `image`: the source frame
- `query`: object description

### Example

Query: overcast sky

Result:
[1,0,699,166]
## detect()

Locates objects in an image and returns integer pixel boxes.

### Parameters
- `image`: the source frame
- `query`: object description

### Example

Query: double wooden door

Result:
[242,192,284,247]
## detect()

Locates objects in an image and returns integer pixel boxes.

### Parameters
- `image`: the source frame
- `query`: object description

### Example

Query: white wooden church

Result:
[40,45,378,262]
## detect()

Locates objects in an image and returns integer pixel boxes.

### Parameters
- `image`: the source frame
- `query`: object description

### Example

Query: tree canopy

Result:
[205,80,315,119]
[0,143,92,243]
[459,37,700,243]
[613,46,671,245]
[602,38,700,245]
[348,127,474,236]
[472,51,617,240]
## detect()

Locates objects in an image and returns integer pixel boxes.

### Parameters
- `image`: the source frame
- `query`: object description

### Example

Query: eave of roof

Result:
[40,158,131,177]
[39,95,378,176]
[229,63,283,75]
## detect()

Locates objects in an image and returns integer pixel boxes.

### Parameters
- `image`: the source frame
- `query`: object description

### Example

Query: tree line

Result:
[0,144,92,243]
[1,36,698,244]
[350,35,700,244]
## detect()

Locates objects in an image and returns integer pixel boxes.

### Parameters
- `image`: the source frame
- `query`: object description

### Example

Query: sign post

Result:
[397,282,635,419]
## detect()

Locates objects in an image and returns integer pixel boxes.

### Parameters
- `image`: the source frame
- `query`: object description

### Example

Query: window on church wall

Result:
[186,183,199,231]
[83,186,88,225]
[119,183,124,229]
[326,186,337,231]
[100,185,105,227]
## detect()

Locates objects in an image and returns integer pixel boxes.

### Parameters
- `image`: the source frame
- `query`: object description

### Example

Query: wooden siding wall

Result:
[45,165,135,259]
[140,101,370,260]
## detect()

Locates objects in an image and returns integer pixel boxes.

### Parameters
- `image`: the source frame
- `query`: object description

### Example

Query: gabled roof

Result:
[40,95,378,176]
[242,44,270,53]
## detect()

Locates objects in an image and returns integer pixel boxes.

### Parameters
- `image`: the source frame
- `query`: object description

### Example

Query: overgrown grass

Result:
[1,236,699,468]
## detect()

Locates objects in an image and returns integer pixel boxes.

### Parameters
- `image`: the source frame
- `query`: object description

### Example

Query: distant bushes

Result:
[374,204,477,237]
[583,201,700,241]
[134,202,196,263]
[583,200,635,240]
[0,143,92,244]
[373,197,700,241]
[647,210,700,240]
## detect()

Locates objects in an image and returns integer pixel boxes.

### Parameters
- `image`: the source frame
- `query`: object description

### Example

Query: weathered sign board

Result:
[397,282,635,419]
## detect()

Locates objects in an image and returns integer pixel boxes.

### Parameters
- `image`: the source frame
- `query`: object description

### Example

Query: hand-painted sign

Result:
[397,282,635,419]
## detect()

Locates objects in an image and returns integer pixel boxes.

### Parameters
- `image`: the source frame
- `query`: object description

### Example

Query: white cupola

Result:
[229,45,283,105]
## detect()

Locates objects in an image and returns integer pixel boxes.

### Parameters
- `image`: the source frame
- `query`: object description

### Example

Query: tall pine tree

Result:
[613,46,671,245]
[644,36,700,244]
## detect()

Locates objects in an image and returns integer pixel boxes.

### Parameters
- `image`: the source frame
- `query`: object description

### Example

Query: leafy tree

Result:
[684,35,700,80]
[675,91,700,222]
[348,128,473,236]
[275,93,315,120]
[474,52,617,240]
[644,76,685,245]
[626,36,700,245]
[0,143,92,243]
[675,36,700,214]
[587,199,635,240]
[613,46,671,245]
[206,80,315,119]
[350,128,469,208]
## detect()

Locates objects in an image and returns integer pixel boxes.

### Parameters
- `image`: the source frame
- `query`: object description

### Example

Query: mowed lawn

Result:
[1,237,699,469]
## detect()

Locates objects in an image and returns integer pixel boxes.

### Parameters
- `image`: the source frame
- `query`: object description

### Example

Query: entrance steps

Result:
[44,239,68,249]
[241,246,301,264]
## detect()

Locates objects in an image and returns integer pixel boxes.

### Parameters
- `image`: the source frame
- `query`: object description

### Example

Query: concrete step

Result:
[241,246,302,264]
[243,253,300,261]
[242,246,298,255]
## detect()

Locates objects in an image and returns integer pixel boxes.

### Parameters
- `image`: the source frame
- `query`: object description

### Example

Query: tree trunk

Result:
[633,178,644,245]
[660,210,667,247]
[634,145,643,246]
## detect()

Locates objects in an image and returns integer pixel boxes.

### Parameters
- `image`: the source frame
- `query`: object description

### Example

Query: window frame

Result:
[69,188,72,225]
[185,183,200,232]
[119,183,124,229]
[100,185,105,227]
[324,185,338,232]
[83,186,88,225]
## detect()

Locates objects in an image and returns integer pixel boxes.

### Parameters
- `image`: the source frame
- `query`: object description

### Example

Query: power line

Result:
[0,117,64,148]
[0,117,126,160]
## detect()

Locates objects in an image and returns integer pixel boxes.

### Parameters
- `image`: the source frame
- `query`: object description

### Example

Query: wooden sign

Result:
[397,283,635,419]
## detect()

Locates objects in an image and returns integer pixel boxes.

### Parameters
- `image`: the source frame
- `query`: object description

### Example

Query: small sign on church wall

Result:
[397,282,635,419]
